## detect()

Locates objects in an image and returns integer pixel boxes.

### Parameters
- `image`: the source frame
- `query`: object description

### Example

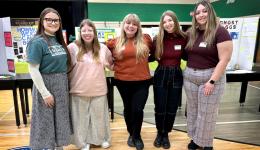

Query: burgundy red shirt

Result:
[151,32,187,67]
[185,25,232,69]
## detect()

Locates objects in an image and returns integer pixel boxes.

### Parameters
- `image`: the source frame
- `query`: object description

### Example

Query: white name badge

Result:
[174,45,181,50]
[199,42,207,48]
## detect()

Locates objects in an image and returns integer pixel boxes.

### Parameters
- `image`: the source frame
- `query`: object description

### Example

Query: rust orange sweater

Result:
[106,34,152,81]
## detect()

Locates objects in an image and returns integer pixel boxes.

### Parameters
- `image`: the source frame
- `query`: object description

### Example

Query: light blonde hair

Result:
[186,0,218,49]
[76,19,100,62]
[115,14,149,61]
[156,10,186,59]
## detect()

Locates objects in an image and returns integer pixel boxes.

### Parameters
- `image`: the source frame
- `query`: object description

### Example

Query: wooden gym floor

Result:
[0,90,260,150]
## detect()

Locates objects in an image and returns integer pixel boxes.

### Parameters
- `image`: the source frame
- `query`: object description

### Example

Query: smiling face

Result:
[163,15,175,33]
[43,12,60,35]
[80,24,94,44]
[123,20,138,38]
[195,4,208,28]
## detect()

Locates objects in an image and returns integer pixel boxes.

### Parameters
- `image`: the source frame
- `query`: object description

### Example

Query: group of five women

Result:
[26,0,233,150]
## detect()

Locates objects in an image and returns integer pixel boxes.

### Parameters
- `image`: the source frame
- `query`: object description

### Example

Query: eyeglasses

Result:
[44,18,60,24]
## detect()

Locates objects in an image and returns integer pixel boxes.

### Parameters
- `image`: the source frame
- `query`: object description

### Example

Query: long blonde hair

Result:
[186,0,218,49]
[115,14,149,61]
[156,10,186,59]
[76,19,100,62]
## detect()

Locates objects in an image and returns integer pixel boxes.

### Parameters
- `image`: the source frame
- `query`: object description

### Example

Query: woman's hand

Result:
[204,82,215,96]
[43,95,55,108]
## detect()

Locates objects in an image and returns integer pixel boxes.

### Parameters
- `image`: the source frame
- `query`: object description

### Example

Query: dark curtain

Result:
[0,0,87,43]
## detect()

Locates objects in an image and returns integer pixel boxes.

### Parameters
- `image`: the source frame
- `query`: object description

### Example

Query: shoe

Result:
[133,137,144,150]
[203,147,213,150]
[81,144,90,150]
[153,132,162,148]
[55,147,63,150]
[127,136,135,147]
[101,141,110,149]
[161,134,170,149]
[188,140,199,150]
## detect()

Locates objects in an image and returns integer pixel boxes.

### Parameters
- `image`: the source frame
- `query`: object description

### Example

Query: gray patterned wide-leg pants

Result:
[183,67,225,147]
[30,73,71,150]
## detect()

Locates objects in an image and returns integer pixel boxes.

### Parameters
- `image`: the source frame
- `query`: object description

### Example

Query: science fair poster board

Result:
[0,17,15,76]
[11,18,38,59]
[96,28,117,43]
[220,17,259,70]
[142,27,159,39]
[238,17,259,70]
[75,27,117,43]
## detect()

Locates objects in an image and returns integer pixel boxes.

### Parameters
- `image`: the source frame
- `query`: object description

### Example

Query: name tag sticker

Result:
[174,45,181,50]
[199,42,207,48]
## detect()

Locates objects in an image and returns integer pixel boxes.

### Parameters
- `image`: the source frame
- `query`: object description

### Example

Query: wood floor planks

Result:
[0,90,260,150]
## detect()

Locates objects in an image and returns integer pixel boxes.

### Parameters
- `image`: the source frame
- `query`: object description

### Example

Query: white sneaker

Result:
[81,144,90,150]
[101,141,110,149]
[55,146,63,150]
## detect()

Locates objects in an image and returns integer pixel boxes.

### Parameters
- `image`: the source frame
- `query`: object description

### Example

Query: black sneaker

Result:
[161,134,170,149]
[153,133,162,148]
[188,140,199,150]
[203,147,213,150]
[133,137,144,150]
[127,136,135,147]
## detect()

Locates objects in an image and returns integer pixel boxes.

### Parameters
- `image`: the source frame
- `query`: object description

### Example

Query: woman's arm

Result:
[29,64,54,107]
[103,44,114,70]
[67,42,78,66]
[204,40,233,96]
[181,37,188,61]
[148,36,157,62]
[210,40,233,82]
[105,38,116,52]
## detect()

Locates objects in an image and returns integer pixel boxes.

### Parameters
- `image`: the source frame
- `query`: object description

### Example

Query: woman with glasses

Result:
[68,19,113,150]
[184,1,232,150]
[26,7,72,150]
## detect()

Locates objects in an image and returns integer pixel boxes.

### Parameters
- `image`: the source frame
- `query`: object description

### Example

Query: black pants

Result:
[153,66,183,133]
[115,79,151,139]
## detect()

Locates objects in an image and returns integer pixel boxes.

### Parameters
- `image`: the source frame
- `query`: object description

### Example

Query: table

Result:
[0,74,32,127]
[15,74,33,126]
[107,78,114,121]
[6,74,117,123]
[0,76,20,127]
[226,70,260,105]
[3,70,259,126]
[14,75,115,123]
[11,74,116,124]
[107,70,260,120]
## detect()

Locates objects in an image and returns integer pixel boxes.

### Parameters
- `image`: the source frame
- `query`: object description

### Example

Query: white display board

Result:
[238,17,259,70]
[0,17,15,76]
[75,27,118,43]
[11,18,38,60]
[220,17,259,70]
[220,18,243,70]
[142,27,159,39]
